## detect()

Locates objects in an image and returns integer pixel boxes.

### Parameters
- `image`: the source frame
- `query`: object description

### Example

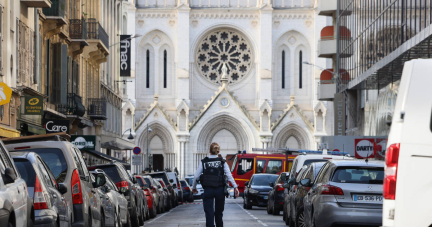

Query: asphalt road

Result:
[145,198,288,227]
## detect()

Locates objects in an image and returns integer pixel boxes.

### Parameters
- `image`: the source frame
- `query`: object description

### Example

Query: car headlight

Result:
[249,189,259,194]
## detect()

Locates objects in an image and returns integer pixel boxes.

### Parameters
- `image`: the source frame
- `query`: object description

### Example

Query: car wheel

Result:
[100,212,105,227]
[131,207,140,227]
[146,207,150,220]
[138,205,144,226]
[8,221,13,227]
[115,211,121,227]
[88,210,92,227]
[283,205,286,221]
[284,210,290,226]
[272,202,280,215]
[245,196,252,210]
[123,211,132,227]
[267,200,272,214]
[156,201,161,214]
[288,210,295,227]
[243,197,247,209]
[296,209,306,227]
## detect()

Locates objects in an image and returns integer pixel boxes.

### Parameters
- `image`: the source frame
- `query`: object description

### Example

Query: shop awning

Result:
[101,135,135,150]
[0,125,20,138]
[82,149,130,168]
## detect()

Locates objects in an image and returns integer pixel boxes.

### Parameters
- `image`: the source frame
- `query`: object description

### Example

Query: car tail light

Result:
[34,176,48,210]
[321,184,344,195]
[71,169,83,204]
[15,146,31,150]
[116,180,129,191]
[87,166,97,170]
[177,183,181,190]
[276,183,284,192]
[384,143,400,200]
[183,187,190,191]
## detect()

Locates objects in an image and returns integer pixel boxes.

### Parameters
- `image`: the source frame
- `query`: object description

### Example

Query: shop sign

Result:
[43,119,70,134]
[132,154,142,165]
[24,96,43,115]
[334,93,346,136]
[355,139,375,159]
[71,135,96,150]
[0,82,12,106]
[375,138,388,160]
[120,35,132,77]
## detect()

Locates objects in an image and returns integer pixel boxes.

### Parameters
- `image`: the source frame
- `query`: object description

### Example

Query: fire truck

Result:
[230,148,348,194]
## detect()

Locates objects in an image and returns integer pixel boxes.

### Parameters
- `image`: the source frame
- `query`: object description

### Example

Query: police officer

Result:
[192,143,239,227]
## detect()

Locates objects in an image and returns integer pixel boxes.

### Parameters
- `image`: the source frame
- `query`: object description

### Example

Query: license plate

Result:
[263,196,268,199]
[353,195,383,202]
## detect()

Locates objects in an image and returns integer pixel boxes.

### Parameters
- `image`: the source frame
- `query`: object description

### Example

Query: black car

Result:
[88,162,145,226]
[284,165,309,226]
[180,180,194,203]
[267,172,289,215]
[243,174,278,209]
[147,172,178,208]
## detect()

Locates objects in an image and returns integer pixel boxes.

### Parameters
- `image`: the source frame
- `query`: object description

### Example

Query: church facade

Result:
[124,0,333,177]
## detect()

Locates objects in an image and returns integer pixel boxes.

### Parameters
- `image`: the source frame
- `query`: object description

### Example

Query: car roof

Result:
[6,141,72,151]
[329,159,384,167]
[295,154,351,160]
[252,173,278,176]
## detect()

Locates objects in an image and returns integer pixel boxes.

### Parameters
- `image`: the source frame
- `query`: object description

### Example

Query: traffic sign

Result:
[132,155,142,165]
[0,82,12,106]
[133,147,141,155]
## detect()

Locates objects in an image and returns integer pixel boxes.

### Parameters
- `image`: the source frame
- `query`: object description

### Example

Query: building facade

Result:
[127,0,334,176]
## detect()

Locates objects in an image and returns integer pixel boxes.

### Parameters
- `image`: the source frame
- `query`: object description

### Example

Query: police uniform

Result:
[193,155,238,227]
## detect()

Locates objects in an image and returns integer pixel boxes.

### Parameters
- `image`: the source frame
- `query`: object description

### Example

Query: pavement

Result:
[145,198,288,227]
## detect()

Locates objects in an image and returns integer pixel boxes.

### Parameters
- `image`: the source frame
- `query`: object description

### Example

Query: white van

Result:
[289,153,352,179]
[383,59,432,226]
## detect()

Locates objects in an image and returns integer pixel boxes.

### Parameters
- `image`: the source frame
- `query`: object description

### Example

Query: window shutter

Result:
[60,44,68,105]
[30,29,35,84]
[52,43,62,104]
[67,56,72,93]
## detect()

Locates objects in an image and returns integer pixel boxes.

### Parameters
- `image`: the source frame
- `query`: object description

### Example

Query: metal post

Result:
[147,123,149,171]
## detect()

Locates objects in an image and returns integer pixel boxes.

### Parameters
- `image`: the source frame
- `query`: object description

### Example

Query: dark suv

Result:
[147,172,178,208]
[88,162,145,226]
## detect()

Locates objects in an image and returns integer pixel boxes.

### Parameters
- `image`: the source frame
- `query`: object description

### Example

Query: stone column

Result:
[175,5,191,107]
[258,5,274,107]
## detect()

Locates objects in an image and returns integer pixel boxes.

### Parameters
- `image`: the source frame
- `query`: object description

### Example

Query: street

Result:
[146,198,286,227]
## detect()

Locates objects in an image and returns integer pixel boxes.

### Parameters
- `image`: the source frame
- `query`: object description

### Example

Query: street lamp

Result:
[109,34,143,48]
[122,128,134,140]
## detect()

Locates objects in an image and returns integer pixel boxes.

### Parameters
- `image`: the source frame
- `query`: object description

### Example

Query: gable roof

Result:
[134,96,177,131]
[271,96,314,132]
[188,83,259,130]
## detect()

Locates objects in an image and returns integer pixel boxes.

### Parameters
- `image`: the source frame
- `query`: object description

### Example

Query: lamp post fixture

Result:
[122,128,134,140]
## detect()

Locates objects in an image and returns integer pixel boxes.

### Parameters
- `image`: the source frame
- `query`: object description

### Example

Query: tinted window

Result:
[256,160,266,173]
[290,159,298,177]
[36,158,55,188]
[23,148,68,183]
[185,177,194,186]
[97,166,125,183]
[313,162,326,179]
[332,167,384,184]
[230,155,238,172]
[251,175,278,186]
[303,159,328,166]
[238,158,254,175]
[13,159,36,187]
[180,181,187,187]
[148,173,169,185]
[136,177,147,187]
[143,177,152,186]
[315,163,330,183]
[265,160,282,174]
[296,166,308,182]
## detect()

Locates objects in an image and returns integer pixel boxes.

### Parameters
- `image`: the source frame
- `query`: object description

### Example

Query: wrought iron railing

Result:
[87,98,107,119]
[57,93,85,116]
[69,19,87,39]
[86,18,109,48]
[43,0,66,17]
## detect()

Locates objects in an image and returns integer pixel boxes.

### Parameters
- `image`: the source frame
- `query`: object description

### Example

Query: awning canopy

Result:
[101,135,135,150]
[81,149,130,168]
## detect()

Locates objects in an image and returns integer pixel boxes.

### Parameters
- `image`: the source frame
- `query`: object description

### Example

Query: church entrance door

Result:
[153,154,164,172]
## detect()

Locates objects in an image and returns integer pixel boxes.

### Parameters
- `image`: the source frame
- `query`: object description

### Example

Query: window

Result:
[146,49,150,88]
[163,50,167,88]
[230,155,238,172]
[282,51,285,89]
[256,160,266,173]
[36,158,55,188]
[265,160,282,174]
[290,159,298,177]
[299,51,303,89]
[13,159,36,187]
[237,158,254,175]
[332,167,384,184]
[251,174,279,186]
[25,148,68,183]
[304,166,313,180]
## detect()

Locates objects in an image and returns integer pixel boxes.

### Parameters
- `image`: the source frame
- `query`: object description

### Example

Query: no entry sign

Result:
[355,139,375,159]
[133,147,141,155]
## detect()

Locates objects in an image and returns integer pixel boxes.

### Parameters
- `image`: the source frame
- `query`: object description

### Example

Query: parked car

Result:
[142,175,163,214]
[127,171,149,222]
[0,140,35,227]
[6,141,105,227]
[91,169,130,226]
[303,160,384,227]
[284,165,309,226]
[289,153,352,180]
[267,172,289,215]
[179,180,194,202]
[88,162,145,226]
[11,152,72,227]
[288,162,325,227]
[155,178,173,211]
[185,175,203,200]
[148,172,178,207]
[153,179,168,213]
[167,172,183,204]
[243,174,278,209]
[135,175,157,218]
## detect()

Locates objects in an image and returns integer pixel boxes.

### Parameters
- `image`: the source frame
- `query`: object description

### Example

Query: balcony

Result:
[318,26,352,58]
[318,69,349,101]
[22,0,51,7]
[82,19,109,63]
[87,98,107,120]
[70,19,87,40]
[57,93,86,117]
[87,19,109,49]
[42,0,64,17]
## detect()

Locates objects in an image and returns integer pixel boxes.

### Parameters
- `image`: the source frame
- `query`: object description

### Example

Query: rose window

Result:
[196,29,253,85]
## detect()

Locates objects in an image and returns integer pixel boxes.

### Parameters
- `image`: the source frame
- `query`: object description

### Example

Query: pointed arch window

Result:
[163,50,167,88]
[299,51,303,89]
[282,51,285,89]
[146,49,150,88]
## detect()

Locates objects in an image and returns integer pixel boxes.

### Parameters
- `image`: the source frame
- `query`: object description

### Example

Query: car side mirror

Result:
[300,178,312,187]
[58,183,68,195]
[283,183,290,188]
[170,179,174,183]
[287,178,296,185]
[121,187,129,195]
[244,181,249,187]
[269,182,275,187]
[2,168,17,185]
[94,173,106,188]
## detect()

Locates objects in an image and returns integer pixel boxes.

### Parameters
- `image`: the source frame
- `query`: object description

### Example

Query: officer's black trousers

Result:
[202,186,225,227]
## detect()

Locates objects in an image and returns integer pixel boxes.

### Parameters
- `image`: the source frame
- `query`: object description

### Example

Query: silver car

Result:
[303,160,384,227]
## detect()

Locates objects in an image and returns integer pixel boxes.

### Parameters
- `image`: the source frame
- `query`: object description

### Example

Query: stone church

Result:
[122,0,332,177]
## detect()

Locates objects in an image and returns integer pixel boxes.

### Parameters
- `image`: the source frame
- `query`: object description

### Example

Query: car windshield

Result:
[332,167,384,184]
[148,173,170,185]
[13,158,36,187]
[143,177,152,186]
[251,175,278,186]
[24,148,68,183]
[180,181,187,187]
[95,166,124,183]
[136,177,147,188]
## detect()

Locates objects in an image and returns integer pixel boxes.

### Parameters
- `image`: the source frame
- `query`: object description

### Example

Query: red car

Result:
[135,175,157,218]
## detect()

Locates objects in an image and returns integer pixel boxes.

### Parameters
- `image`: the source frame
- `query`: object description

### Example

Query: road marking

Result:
[236,203,268,226]
[146,205,178,224]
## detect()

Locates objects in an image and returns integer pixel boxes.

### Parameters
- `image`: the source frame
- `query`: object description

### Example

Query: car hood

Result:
[250,185,272,192]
